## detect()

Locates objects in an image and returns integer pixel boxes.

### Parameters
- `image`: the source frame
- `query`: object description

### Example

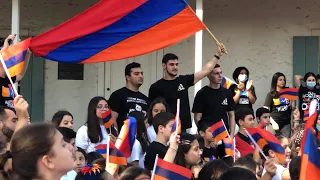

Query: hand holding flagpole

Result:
[205,27,228,55]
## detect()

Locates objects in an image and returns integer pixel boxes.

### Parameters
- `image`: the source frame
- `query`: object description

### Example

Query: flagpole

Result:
[176,99,180,134]
[0,54,19,96]
[221,119,231,139]
[150,154,159,180]
[205,27,228,55]
[244,129,268,160]
[223,75,238,86]
[106,137,110,171]
[233,137,236,162]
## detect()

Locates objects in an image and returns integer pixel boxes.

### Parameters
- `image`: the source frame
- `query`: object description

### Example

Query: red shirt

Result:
[235,133,254,156]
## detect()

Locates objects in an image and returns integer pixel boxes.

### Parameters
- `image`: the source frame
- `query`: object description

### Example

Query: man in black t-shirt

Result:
[108,62,149,131]
[192,64,236,139]
[149,46,224,132]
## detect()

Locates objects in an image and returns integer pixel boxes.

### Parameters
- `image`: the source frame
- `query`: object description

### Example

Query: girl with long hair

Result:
[0,123,74,180]
[146,97,170,142]
[264,72,293,132]
[51,110,74,129]
[75,96,110,153]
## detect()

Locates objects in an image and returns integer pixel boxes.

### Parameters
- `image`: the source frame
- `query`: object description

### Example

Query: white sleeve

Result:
[147,126,156,143]
[127,140,142,163]
[75,125,90,153]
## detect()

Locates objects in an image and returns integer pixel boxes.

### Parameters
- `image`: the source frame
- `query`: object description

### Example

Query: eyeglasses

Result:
[96,105,109,110]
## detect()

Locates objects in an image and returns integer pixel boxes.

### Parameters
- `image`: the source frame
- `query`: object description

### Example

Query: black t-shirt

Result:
[108,87,149,129]
[298,85,320,120]
[144,141,168,170]
[229,84,256,111]
[202,146,217,161]
[0,76,17,108]
[192,86,235,129]
[148,75,194,130]
[264,92,291,126]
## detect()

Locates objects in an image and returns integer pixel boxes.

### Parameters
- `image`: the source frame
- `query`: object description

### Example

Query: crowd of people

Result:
[0,34,319,180]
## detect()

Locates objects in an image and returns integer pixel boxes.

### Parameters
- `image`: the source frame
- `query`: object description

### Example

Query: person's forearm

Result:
[247,91,256,104]
[111,111,119,130]
[294,75,303,88]
[228,112,235,137]
[193,57,218,84]
[194,113,202,125]
[260,173,273,180]
[164,146,178,163]
[233,91,241,103]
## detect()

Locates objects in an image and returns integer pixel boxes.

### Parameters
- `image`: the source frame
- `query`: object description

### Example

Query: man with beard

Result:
[0,106,18,140]
[149,46,224,132]
[109,62,149,131]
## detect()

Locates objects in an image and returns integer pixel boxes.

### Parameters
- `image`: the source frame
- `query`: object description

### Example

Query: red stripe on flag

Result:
[157,158,193,178]
[81,6,205,63]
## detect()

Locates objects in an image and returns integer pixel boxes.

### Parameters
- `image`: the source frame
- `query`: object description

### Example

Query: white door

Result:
[102,50,164,99]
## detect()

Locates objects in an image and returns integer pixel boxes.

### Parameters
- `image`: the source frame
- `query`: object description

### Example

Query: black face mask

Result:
[2,124,14,140]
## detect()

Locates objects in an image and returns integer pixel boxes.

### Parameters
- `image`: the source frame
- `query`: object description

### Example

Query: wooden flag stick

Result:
[205,27,228,55]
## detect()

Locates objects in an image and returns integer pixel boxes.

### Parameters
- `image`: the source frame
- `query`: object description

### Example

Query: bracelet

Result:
[214,55,220,59]
[170,147,177,151]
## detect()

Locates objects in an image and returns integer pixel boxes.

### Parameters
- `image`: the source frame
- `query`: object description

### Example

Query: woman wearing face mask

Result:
[229,67,257,111]
[294,72,319,121]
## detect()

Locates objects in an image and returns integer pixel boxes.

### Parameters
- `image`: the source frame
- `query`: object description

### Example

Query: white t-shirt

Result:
[147,125,156,143]
[127,139,145,168]
[75,125,109,153]
[262,164,287,180]
[60,170,77,180]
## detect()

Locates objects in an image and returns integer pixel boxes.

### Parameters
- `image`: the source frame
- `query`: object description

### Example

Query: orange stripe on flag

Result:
[8,61,24,77]
[82,6,205,63]
[257,138,268,148]
[154,174,169,180]
[214,131,228,144]
[2,86,10,97]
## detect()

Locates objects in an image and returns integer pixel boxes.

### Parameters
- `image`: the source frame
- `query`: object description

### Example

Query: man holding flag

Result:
[149,45,224,132]
[0,35,31,108]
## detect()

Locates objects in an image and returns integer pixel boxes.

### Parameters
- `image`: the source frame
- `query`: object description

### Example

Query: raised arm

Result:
[194,113,202,125]
[193,45,224,84]
[294,75,303,88]
[228,111,235,139]
[13,95,30,134]
[0,34,16,52]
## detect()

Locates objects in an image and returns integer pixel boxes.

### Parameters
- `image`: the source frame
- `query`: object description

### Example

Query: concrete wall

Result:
[1,0,320,129]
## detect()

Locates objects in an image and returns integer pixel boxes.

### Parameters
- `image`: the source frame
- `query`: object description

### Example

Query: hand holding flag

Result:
[278,88,298,100]
[115,116,137,158]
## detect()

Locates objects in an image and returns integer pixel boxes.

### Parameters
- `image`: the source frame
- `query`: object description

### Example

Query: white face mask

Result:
[238,74,248,82]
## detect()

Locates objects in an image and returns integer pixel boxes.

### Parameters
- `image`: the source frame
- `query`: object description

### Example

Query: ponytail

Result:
[0,151,19,180]
[0,151,12,171]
